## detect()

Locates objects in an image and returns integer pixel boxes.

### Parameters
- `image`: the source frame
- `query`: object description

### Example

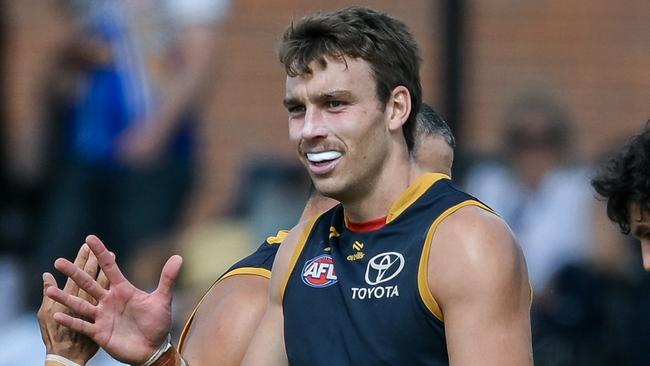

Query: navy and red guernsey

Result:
[281,173,494,365]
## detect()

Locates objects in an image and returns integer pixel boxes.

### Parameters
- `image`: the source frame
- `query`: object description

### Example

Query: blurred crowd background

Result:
[0,0,649,365]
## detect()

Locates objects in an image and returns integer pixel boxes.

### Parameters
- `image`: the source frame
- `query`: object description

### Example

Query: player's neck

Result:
[409,164,452,182]
[408,157,426,183]
[342,149,411,223]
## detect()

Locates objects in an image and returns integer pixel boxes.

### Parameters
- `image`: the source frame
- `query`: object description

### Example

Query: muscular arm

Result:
[429,206,533,365]
[180,274,270,366]
[242,224,309,366]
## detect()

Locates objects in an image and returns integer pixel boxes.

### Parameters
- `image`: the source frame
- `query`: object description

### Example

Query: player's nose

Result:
[302,107,328,140]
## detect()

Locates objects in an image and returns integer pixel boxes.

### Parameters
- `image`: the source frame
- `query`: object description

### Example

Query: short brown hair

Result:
[278,6,422,150]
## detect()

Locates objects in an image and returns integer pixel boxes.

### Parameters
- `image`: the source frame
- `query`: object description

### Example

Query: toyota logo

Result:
[365,252,405,285]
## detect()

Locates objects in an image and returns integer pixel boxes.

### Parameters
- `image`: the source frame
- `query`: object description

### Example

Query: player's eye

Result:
[288,105,306,116]
[326,100,345,110]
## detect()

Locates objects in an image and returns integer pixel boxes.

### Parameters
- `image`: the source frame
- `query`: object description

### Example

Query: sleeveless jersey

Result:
[177,229,286,351]
[282,173,492,365]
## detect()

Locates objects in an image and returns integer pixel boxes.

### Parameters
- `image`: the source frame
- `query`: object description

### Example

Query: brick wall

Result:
[464,0,650,159]
[4,1,648,216]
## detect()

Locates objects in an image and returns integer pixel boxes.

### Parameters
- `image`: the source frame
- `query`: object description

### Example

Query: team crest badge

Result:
[301,254,338,288]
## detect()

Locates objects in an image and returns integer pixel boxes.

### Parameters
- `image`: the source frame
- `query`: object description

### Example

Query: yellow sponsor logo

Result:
[346,252,365,261]
[352,241,364,251]
[347,241,365,261]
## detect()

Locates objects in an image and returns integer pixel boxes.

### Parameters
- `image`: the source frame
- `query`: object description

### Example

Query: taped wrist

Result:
[45,354,82,366]
[139,334,187,366]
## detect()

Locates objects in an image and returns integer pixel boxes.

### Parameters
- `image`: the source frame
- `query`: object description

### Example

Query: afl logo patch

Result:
[365,252,405,285]
[302,254,338,288]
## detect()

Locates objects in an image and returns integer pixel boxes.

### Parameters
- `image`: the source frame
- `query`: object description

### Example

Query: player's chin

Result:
[311,176,346,200]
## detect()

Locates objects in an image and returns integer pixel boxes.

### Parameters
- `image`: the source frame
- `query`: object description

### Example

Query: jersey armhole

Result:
[417,200,495,322]
[279,216,321,301]
[221,267,272,281]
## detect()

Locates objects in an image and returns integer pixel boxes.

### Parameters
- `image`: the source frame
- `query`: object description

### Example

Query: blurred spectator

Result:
[463,92,593,293]
[0,1,69,326]
[29,0,230,307]
[591,123,650,271]
[532,198,650,365]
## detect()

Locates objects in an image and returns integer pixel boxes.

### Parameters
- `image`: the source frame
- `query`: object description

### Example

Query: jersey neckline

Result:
[345,215,388,233]
[341,173,451,232]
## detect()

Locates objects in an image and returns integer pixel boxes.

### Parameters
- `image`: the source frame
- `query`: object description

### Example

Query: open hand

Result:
[46,235,183,365]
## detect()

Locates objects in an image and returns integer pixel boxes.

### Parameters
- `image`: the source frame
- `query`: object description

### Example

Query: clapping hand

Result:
[39,244,108,365]
[45,235,183,365]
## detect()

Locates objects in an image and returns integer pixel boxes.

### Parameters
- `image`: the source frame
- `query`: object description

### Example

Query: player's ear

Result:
[386,85,411,132]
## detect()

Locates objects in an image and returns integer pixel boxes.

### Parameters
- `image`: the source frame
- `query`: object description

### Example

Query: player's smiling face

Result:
[284,56,392,202]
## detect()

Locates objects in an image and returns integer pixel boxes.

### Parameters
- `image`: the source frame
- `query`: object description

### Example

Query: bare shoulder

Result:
[193,275,270,321]
[427,205,532,364]
[182,275,270,364]
[191,274,269,329]
[428,205,529,308]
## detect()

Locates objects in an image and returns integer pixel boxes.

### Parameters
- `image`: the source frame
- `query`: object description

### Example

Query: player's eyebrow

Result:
[315,90,354,101]
[283,96,302,109]
[283,90,355,109]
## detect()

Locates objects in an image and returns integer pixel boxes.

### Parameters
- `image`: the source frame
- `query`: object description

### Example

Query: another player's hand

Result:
[38,244,108,365]
[46,235,183,365]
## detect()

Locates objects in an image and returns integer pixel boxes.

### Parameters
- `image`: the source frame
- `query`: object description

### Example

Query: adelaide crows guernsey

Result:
[282,173,492,365]
[177,229,286,351]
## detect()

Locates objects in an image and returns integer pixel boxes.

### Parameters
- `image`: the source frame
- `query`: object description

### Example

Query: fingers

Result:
[55,258,107,301]
[97,269,109,289]
[78,250,100,303]
[38,272,58,321]
[42,272,58,298]
[52,311,96,340]
[85,235,128,286]
[83,249,100,280]
[95,251,113,293]
[63,244,90,295]
[46,286,97,320]
[156,255,183,297]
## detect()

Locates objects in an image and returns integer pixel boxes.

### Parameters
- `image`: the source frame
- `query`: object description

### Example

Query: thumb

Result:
[42,272,57,298]
[156,255,183,298]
